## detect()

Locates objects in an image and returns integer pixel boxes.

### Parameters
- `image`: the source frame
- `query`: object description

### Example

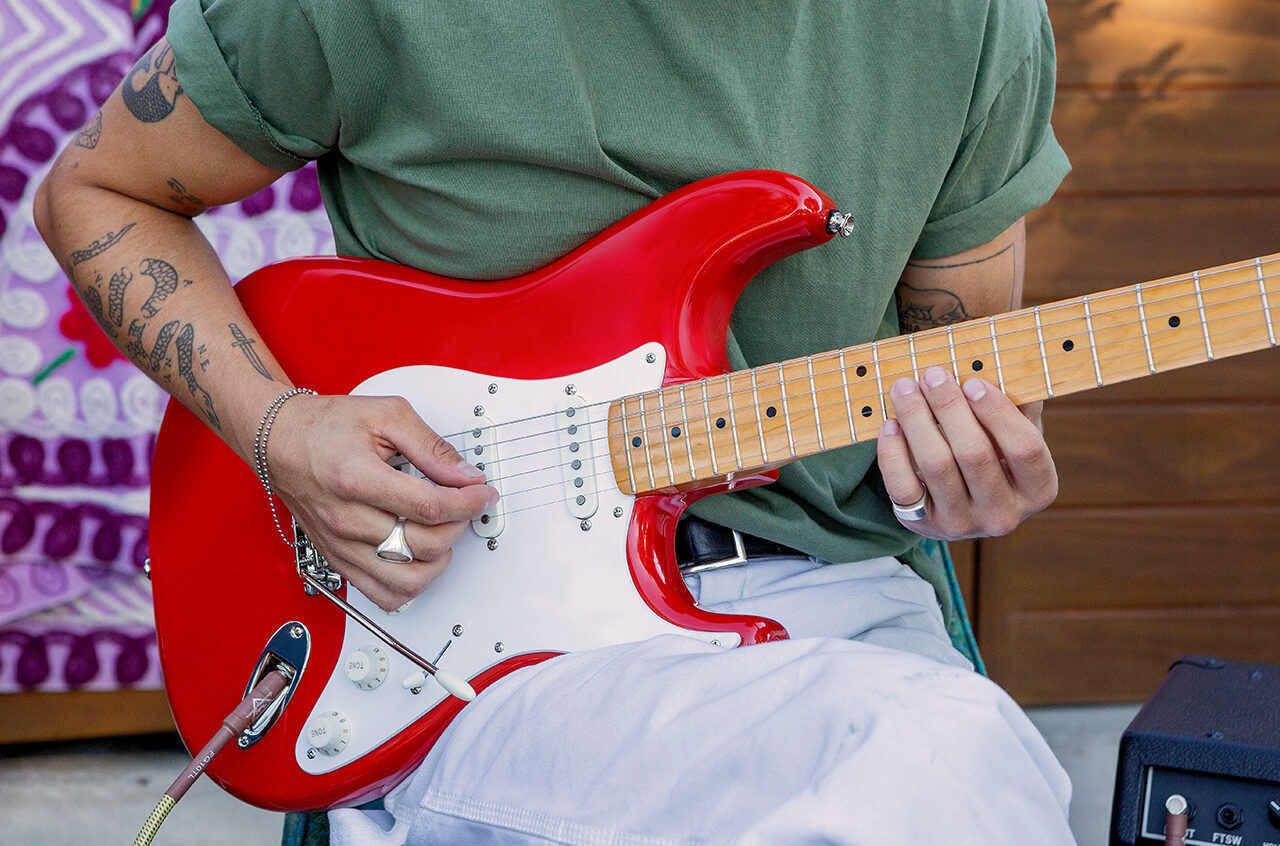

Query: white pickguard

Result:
[295,342,741,774]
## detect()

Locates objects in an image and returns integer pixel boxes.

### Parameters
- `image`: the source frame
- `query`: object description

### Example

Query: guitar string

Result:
[456,306,1278,508]
[431,257,1280,454]
[476,307,1279,523]
[457,280,1280,494]
[436,269,1280,487]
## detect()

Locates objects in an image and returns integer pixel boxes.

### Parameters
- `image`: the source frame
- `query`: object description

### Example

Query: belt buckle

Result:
[679,528,748,575]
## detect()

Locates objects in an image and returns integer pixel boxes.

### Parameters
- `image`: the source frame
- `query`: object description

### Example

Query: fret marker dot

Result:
[1169,315,1181,328]
[670,426,681,438]
[631,436,642,448]
[715,417,726,429]
[971,360,983,371]
[1062,339,1074,352]
[856,365,867,378]
[766,406,777,418]
[861,406,873,418]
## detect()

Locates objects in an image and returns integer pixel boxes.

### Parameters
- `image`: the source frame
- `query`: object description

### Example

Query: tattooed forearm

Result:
[70,223,136,265]
[229,323,274,380]
[896,283,972,333]
[122,41,183,123]
[72,253,219,428]
[166,177,204,208]
[175,325,219,428]
[75,112,102,149]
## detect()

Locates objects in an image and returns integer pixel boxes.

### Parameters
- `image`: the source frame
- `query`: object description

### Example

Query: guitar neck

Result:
[611,252,1280,496]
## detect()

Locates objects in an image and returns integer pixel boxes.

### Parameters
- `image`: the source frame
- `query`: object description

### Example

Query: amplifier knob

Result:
[306,710,352,756]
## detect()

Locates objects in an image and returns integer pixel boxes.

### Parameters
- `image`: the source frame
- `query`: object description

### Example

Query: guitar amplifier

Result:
[1110,656,1280,845]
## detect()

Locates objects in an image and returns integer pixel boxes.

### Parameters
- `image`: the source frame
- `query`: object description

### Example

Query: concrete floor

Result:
[0,704,1141,846]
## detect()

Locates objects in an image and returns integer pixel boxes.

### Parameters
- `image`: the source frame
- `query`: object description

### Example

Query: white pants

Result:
[329,556,1075,845]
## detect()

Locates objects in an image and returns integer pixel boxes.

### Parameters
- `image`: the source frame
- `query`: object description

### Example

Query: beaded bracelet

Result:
[252,387,317,548]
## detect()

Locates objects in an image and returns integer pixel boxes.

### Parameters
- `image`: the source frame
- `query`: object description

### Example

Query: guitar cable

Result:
[133,668,292,846]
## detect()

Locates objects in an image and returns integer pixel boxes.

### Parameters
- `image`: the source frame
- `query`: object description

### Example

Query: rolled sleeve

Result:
[913,8,1070,259]
[166,0,338,172]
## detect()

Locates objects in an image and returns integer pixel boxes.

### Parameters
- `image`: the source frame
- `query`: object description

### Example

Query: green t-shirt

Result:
[167,0,1069,626]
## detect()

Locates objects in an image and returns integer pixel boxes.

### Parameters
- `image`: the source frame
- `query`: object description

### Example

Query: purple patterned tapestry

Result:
[0,0,335,693]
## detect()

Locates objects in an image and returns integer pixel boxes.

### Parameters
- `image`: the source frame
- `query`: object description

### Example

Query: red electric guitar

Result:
[150,170,1279,811]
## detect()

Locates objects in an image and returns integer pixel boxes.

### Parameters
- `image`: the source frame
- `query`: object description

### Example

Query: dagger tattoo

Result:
[229,323,273,380]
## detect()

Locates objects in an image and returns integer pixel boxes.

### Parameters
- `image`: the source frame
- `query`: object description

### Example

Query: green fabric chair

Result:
[280,540,983,844]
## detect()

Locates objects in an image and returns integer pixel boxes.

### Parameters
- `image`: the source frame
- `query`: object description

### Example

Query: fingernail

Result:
[963,378,988,401]
[891,378,918,397]
[388,599,413,616]
[923,367,949,388]
[880,418,901,437]
[484,488,500,510]
[458,461,487,480]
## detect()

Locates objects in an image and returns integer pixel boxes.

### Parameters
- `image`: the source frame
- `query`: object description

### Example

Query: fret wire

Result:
[619,398,640,495]
[749,370,768,463]
[871,339,886,418]
[1257,257,1277,347]
[946,324,959,379]
[700,380,719,476]
[1081,295,1102,386]
[806,357,825,452]
[908,332,919,379]
[1133,284,1156,374]
[1192,270,1214,361]
[654,389,677,486]
[987,316,1006,392]
[838,349,857,444]
[725,375,744,470]
[638,392,660,490]
[1033,306,1053,398]
[676,383,697,483]
[777,364,796,458]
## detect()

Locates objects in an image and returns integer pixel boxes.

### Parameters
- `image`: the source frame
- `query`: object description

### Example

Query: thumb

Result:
[380,397,489,487]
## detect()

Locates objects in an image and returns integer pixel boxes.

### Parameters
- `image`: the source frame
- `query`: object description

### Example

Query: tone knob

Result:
[306,710,351,756]
[344,645,389,690]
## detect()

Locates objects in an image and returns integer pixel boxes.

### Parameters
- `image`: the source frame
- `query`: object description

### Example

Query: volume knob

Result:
[306,710,351,756]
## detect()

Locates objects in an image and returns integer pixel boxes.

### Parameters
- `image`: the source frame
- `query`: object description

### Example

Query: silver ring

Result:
[891,492,928,522]
[375,516,413,563]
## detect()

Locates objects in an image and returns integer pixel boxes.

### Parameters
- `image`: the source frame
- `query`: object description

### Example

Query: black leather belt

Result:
[675,515,808,574]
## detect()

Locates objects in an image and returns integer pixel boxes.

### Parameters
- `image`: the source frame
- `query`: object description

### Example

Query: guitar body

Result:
[150,171,841,810]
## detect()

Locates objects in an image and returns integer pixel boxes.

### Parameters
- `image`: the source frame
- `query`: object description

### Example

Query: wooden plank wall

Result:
[976,0,1280,704]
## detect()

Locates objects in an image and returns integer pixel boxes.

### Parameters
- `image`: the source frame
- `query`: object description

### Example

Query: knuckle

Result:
[430,433,461,463]
[410,493,444,525]
[916,453,953,481]
[328,470,360,501]
[1008,435,1047,467]
[954,443,997,473]
[317,504,356,538]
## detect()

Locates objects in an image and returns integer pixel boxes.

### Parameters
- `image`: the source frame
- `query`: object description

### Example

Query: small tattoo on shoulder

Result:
[122,41,183,123]
[75,112,102,149]
[166,177,204,207]
[897,283,972,333]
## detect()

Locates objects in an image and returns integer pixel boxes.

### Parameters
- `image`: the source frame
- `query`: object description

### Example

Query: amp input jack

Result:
[1215,802,1244,831]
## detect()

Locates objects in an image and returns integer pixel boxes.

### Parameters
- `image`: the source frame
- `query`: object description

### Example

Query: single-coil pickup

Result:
[556,396,598,520]
[466,417,505,538]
